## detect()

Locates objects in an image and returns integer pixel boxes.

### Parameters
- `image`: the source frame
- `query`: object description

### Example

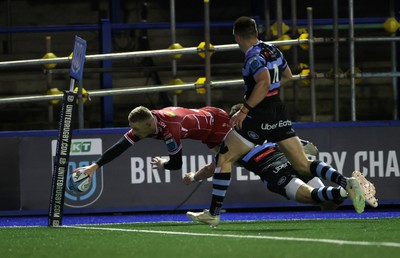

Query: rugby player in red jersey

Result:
[72,106,231,179]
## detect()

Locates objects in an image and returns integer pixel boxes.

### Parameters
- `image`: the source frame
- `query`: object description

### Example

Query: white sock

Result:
[339,187,348,198]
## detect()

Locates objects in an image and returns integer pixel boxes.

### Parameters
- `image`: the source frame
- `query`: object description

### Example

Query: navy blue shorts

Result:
[259,159,295,199]
[235,100,296,144]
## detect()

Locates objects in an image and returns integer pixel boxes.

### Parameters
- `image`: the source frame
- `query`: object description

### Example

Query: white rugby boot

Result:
[186,209,220,227]
[352,171,378,208]
[346,177,365,214]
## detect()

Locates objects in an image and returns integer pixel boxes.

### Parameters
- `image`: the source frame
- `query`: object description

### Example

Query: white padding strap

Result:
[307,177,325,188]
[285,178,304,201]
[232,129,255,149]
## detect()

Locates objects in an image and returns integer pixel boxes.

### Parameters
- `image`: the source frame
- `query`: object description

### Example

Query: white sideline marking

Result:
[67,226,400,248]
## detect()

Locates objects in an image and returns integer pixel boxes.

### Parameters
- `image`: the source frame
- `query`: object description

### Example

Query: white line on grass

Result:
[67,225,400,248]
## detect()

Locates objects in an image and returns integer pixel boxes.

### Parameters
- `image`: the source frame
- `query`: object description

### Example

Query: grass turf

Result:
[1,218,399,258]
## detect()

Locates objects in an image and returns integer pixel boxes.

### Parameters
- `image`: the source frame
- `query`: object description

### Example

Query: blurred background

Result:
[0,0,399,131]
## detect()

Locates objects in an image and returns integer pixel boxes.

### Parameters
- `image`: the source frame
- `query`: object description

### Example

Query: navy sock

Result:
[209,173,231,216]
[310,160,348,188]
[311,186,346,203]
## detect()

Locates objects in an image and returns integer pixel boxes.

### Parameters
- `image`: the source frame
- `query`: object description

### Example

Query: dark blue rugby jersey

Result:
[235,139,311,177]
[236,142,285,176]
[242,41,288,100]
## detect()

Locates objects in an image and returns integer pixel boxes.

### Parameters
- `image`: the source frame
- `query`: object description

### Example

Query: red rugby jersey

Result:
[124,106,231,155]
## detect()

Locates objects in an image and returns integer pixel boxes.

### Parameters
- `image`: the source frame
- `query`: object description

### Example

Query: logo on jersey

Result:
[250,59,260,72]
[247,131,259,140]
[261,120,292,130]
[277,176,287,186]
[273,162,289,174]
[165,138,178,152]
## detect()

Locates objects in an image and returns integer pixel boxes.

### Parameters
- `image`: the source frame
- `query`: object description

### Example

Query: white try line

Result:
[67,225,400,248]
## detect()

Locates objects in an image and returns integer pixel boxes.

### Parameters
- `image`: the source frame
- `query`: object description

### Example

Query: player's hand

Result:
[72,164,97,183]
[151,157,168,169]
[183,172,196,185]
[230,111,247,130]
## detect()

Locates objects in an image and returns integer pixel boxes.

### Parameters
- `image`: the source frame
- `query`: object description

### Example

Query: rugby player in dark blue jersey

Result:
[186,104,378,226]
[186,139,377,226]
[186,140,347,216]
[190,17,377,226]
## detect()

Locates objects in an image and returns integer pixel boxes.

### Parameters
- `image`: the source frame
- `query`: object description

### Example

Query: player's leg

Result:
[210,129,253,214]
[285,178,313,203]
[277,136,313,176]
[285,178,346,210]
[303,177,342,210]
[278,137,365,213]
[310,161,368,213]
[278,136,349,188]
[310,185,347,204]
[187,129,254,226]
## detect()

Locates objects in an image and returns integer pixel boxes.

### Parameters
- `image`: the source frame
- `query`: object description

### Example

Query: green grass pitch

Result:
[1,218,399,258]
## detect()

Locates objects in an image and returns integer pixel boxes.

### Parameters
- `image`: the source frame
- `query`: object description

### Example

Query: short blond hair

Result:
[128,106,153,124]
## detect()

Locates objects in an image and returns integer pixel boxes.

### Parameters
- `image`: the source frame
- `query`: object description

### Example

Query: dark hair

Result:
[233,16,258,39]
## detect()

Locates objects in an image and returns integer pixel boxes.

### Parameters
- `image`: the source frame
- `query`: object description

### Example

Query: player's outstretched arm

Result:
[72,136,132,182]
[95,136,132,167]
[183,162,216,185]
[151,150,183,170]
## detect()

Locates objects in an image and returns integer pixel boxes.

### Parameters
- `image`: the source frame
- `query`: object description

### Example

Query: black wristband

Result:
[243,102,253,110]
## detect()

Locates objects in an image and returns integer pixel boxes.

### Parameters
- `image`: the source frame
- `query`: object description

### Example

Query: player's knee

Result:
[217,152,238,166]
[285,178,304,201]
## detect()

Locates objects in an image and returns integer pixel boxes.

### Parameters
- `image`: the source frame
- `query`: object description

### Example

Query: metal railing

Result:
[0,0,399,127]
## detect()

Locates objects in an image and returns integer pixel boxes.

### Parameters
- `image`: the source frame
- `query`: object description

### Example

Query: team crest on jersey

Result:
[250,59,260,71]
[277,176,287,186]
[165,138,178,152]
[247,131,259,140]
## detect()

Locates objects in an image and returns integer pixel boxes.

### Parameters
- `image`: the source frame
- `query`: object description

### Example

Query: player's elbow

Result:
[282,66,293,80]
[285,73,293,80]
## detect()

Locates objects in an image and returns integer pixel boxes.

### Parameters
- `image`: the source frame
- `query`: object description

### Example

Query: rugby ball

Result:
[68,171,91,192]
